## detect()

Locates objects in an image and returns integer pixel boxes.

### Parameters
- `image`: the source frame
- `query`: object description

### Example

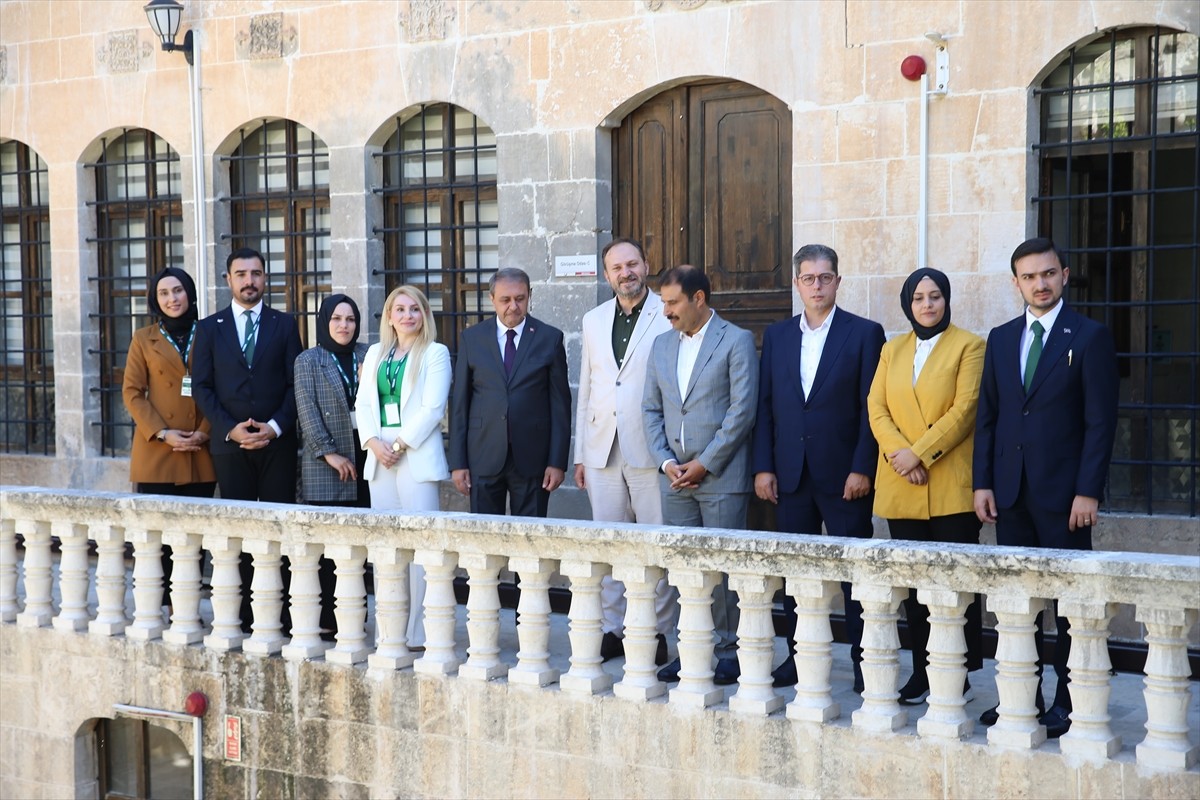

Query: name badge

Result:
[384,402,400,426]
[180,376,193,398]
[349,411,358,429]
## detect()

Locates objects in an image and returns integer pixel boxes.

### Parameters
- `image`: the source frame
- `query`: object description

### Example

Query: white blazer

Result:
[357,341,451,484]
[574,290,672,470]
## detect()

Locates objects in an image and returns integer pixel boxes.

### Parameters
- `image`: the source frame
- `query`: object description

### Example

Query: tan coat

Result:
[122,324,216,485]
[868,324,984,520]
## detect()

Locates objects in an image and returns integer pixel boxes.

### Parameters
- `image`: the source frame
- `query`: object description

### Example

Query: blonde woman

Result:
[357,285,451,648]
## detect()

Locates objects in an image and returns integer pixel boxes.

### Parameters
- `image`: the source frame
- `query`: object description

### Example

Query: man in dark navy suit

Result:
[973,237,1119,737]
[751,244,885,689]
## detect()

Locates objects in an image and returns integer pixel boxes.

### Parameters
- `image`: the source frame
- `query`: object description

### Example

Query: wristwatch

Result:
[156,429,168,442]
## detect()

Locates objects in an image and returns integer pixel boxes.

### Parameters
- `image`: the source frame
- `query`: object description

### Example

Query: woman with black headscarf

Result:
[867,267,986,705]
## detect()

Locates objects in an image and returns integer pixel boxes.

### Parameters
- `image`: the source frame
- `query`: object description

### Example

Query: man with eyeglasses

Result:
[751,243,885,690]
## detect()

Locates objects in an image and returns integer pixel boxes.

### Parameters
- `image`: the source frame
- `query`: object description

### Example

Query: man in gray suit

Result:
[643,265,759,685]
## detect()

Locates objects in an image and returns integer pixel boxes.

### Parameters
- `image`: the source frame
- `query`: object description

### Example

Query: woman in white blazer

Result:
[357,285,451,648]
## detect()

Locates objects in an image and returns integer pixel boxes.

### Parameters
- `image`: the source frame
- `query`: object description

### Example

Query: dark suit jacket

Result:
[751,308,885,495]
[973,305,1119,511]
[449,315,571,479]
[192,304,304,456]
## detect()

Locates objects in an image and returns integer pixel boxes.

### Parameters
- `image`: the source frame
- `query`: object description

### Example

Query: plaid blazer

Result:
[294,343,369,503]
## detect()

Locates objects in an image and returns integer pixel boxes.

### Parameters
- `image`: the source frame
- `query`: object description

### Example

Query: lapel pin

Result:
[1064,328,1071,334]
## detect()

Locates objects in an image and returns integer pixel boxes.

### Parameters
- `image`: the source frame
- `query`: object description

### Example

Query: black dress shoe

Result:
[1039,706,1072,738]
[771,658,798,687]
[600,631,625,662]
[852,662,865,694]
[713,657,741,686]
[655,633,669,666]
[897,676,930,706]
[657,657,681,683]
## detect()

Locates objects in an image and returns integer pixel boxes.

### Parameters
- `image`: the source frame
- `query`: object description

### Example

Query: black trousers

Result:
[135,482,217,606]
[887,512,984,682]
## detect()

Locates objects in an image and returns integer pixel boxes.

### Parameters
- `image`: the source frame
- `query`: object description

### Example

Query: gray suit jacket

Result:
[294,343,369,503]
[642,311,758,495]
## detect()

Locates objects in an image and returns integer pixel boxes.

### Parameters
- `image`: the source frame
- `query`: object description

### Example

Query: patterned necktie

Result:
[504,329,516,376]
[242,309,257,367]
[1023,320,1044,392]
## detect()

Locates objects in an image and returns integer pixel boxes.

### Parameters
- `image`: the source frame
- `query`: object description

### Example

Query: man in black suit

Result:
[973,237,1119,737]
[450,267,571,517]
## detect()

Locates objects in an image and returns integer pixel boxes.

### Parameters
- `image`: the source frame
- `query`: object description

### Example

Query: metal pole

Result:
[186,30,208,317]
[918,71,929,270]
[113,703,203,799]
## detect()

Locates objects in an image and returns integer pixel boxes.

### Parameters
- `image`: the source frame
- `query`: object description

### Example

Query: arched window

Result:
[89,129,183,456]
[376,104,498,356]
[224,119,331,346]
[1033,28,1198,515]
[0,139,54,455]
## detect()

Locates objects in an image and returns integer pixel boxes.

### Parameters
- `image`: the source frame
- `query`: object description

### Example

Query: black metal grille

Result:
[222,119,330,347]
[374,104,498,357]
[1033,27,1199,515]
[0,140,54,455]
[86,129,183,457]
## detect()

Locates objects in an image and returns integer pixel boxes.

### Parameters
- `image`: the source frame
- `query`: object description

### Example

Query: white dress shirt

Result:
[229,299,281,438]
[663,309,714,467]
[799,305,836,399]
[1020,298,1063,379]
[496,316,528,352]
[912,332,943,385]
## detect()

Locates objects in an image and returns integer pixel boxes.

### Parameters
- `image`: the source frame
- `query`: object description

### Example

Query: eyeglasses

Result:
[797,273,836,287]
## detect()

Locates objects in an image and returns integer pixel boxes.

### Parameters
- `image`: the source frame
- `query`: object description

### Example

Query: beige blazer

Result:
[574,290,672,470]
[357,341,451,484]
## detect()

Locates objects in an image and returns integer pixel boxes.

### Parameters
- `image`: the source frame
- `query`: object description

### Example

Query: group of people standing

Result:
[123,234,1118,740]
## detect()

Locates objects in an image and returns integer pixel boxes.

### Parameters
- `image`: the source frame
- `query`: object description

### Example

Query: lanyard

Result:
[240,312,260,358]
[331,350,359,397]
[159,322,196,371]
[384,346,408,395]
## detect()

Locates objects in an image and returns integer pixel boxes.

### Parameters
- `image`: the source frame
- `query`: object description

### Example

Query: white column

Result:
[728,573,784,715]
[325,544,370,665]
[368,546,416,671]
[412,549,460,676]
[916,588,972,740]
[53,522,91,633]
[851,583,908,732]
[459,553,508,681]
[987,594,1048,749]
[508,556,560,687]
[1136,607,1199,770]
[668,568,723,709]
[89,524,128,637]
[281,542,329,661]
[127,528,166,641]
[203,535,245,651]
[243,539,286,655]
[785,577,840,723]
[559,560,613,695]
[612,564,667,701]
[1058,599,1120,759]
[15,519,52,628]
[0,518,17,622]
[161,531,204,645]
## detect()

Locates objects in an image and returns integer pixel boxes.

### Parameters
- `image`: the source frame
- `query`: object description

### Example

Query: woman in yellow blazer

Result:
[868,267,985,705]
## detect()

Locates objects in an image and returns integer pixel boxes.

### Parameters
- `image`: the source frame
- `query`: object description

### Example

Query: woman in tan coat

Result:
[867,267,985,705]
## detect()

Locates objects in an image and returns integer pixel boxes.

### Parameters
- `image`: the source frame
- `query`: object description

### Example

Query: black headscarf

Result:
[316,294,361,354]
[900,267,952,341]
[147,267,199,338]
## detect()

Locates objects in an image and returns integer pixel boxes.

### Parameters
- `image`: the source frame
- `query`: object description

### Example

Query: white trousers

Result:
[368,426,440,648]
[585,438,679,635]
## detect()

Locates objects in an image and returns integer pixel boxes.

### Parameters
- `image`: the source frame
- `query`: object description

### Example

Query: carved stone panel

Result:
[97,30,152,74]
[236,12,297,60]
[401,0,457,43]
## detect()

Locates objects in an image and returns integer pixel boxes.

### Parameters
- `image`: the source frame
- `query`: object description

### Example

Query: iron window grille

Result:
[0,140,54,455]
[1033,27,1199,515]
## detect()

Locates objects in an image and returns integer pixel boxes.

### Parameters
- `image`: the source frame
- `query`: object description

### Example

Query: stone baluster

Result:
[785,577,840,723]
[127,528,166,641]
[243,540,287,655]
[368,546,416,671]
[559,560,613,694]
[851,583,907,732]
[412,549,460,675]
[459,553,508,681]
[986,594,1048,748]
[728,573,784,715]
[281,542,329,661]
[326,544,370,665]
[508,556,560,687]
[1136,607,1199,769]
[203,535,245,651]
[916,588,972,740]
[15,519,52,628]
[1058,599,1120,759]
[612,564,667,701]
[0,518,17,622]
[668,568,723,708]
[52,522,91,632]
[89,524,128,637]
[161,531,204,645]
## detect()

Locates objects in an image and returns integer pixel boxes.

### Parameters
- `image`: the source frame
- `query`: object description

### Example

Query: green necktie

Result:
[1023,320,1044,392]
[242,309,257,367]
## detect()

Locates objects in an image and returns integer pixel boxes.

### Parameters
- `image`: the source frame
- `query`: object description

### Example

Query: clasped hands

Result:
[160,429,209,452]
[229,418,276,451]
[886,447,928,485]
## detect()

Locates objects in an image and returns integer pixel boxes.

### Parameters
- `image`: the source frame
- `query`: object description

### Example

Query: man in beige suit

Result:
[574,238,677,664]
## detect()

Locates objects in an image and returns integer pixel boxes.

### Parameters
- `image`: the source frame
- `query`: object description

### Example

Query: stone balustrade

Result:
[1,486,1197,775]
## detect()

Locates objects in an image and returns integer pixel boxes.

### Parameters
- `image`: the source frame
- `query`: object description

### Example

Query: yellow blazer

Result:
[868,324,984,520]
